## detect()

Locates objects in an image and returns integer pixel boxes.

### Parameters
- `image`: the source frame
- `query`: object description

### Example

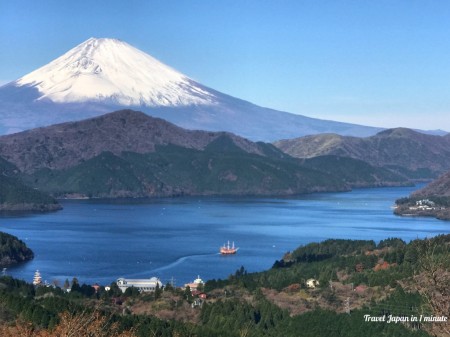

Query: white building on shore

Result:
[184,275,205,292]
[116,277,162,293]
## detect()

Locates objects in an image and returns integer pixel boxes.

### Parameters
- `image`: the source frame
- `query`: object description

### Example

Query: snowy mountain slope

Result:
[0,37,383,140]
[15,38,216,106]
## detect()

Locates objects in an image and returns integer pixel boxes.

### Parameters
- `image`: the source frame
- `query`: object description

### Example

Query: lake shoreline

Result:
[1,185,449,286]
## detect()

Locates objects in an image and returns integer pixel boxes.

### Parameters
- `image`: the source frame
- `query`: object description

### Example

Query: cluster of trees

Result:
[0,277,61,329]
[290,239,377,262]
[396,196,450,207]
[184,288,429,337]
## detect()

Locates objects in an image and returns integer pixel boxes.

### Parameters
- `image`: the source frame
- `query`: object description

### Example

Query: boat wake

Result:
[147,253,220,274]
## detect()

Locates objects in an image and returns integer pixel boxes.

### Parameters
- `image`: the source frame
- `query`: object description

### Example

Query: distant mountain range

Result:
[274,128,450,179]
[0,110,412,202]
[0,37,385,141]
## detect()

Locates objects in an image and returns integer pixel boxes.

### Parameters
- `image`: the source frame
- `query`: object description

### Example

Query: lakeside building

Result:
[184,275,205,293]
[116,277,162,293]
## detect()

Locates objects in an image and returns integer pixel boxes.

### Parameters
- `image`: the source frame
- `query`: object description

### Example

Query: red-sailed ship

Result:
[220,241,239,255]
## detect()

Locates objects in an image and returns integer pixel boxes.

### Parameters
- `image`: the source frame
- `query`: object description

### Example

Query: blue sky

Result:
[1,0,450,131]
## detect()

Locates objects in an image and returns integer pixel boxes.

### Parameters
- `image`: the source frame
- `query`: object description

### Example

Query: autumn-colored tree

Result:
[0,310,136,337]
[51,310,136,337]
[0,321,41,337]
[413,237,450,337]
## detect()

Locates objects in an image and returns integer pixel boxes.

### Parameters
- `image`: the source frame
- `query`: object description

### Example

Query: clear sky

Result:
[1,0,450,131]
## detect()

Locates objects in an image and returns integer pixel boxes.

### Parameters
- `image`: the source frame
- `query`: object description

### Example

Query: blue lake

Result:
[1,185,449,287]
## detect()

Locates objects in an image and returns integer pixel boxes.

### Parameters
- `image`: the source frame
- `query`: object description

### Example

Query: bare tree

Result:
[413,237,450,337]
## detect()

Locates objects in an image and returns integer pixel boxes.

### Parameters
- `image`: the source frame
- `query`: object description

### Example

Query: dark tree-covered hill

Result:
[0,231,34,266]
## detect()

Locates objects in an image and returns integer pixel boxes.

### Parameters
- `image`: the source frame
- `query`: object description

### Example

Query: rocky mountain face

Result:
[274,128,450,179]
[0,37,382,141]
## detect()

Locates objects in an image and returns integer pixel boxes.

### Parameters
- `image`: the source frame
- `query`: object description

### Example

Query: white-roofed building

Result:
[116,277,162,293]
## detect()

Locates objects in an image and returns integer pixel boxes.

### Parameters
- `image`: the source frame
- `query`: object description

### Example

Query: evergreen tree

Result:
[184,286,193,303]
[154,283,162,300]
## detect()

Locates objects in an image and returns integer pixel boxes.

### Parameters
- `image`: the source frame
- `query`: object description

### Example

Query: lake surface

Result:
[1,185,449,287]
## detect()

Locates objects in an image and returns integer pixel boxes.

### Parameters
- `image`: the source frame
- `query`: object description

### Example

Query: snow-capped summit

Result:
[15,37,216,106]
[0,37,382,140]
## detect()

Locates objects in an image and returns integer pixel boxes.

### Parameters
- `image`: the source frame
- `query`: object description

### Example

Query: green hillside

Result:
[300,155,411,187]
[23,144,349,198]
[0,157,61,212]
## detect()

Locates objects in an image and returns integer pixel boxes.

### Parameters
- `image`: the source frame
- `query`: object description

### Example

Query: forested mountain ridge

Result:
[0,109,273,174]
[274,128,450,179]
[20,143,352,198]
[299,155,411,188]
[0,156,61,212]
[0,110,408,199]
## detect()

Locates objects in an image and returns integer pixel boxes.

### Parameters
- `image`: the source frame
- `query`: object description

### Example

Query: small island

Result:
[0,231,34,267]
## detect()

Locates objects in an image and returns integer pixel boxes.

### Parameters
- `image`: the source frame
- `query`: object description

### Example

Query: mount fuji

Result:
[0,37,382,140]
